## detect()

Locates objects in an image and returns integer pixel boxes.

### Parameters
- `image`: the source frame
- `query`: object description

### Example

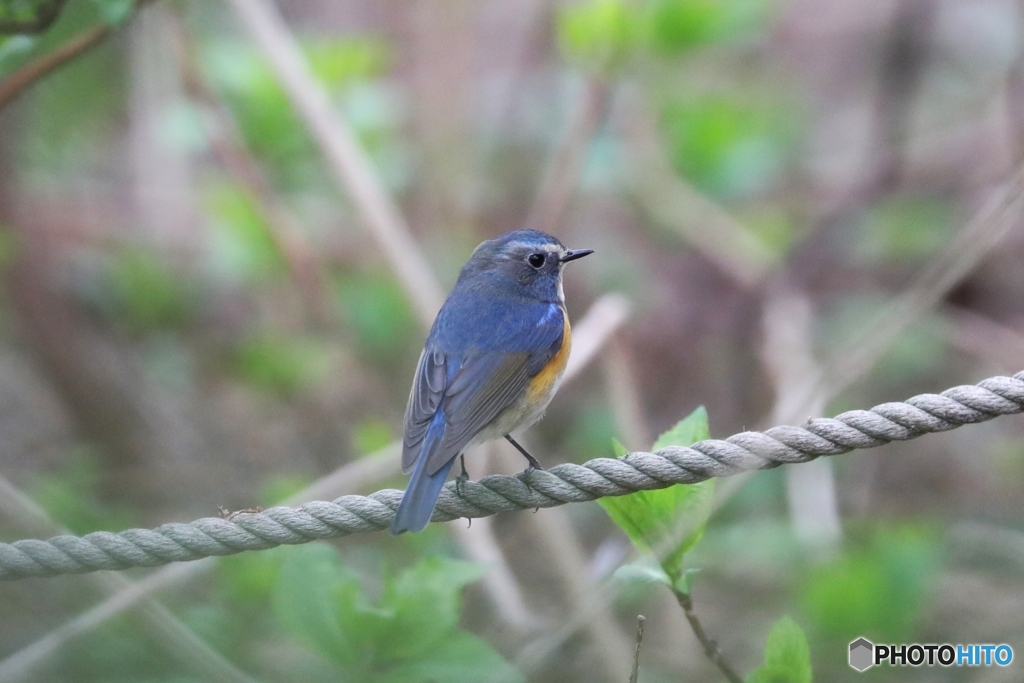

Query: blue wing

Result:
[391,298,564,533]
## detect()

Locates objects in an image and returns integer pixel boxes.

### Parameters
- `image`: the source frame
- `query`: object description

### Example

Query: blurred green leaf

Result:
[0,35,36,69]
[599,407,715,582]
[272,543,387,668]
[28,448,134,535]
[855,197,952,263]
[566,404,620,461]
[381,632,524,683]
[557,0,640,72]
[661,96,790,199]
[89,0,132,24]
[205,37,392,190]
[107,248,193,333]
[0,0,68,34]
[353,418,393,454]
[336,271,417,360]
[232,333,330,395]
[801,525,942,643]
[646,0,771,55]
[376,556,485,661]
[205,182,287,280]
[612,558,672,586]
[218,548,286,608]
[271,545,518,681]
[651,407,710,451]
[262,475,311,504]
[678,566,701,594]
[746,616,812,683]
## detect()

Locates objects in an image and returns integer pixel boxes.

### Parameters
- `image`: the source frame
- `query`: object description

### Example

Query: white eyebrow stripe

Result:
[503,240,564,254]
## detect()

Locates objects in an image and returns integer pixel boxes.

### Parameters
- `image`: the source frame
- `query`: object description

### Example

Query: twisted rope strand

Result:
[3,372,1023,581]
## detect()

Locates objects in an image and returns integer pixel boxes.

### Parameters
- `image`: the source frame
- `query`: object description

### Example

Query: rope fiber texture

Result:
[3,371,1023,581]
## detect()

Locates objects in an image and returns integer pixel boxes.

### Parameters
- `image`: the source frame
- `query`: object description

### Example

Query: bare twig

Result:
[942,307,1024,372]
[602,336,650,451]
[226,0,445,324]
[517,479,636,675]
[0,1,155,110]
[629,615,646,683]
[171,16,335,325]
[818,163,1024,405]
[524,78,610,234]
[673,589,743,683]
[0,24,107,108]
[618,92,779,288]
[0,477,257,683]
[761,282,841,550]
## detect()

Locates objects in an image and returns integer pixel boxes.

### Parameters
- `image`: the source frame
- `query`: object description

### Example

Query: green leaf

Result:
[557,0,640,72]
[676,567,701,595]
[232,333,331,396]
[645,0,770,55]
[90,0,133,25]
[0,35,36,69]
[336,271,417,360]
[611,437,630,458]
[661,96,792,199]
[381,631,524,683]
[271,544,390,668]
[218,548,286,607]
[599,407,715,580]
[612,559,672,587]
[107,248,193,333]
[377,556,486,661]
[746,616,812,683]
[651,405,710,451]
[800,524,941,643]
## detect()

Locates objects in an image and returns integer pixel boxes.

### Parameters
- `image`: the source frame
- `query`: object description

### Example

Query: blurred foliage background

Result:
[1,0,1024,681]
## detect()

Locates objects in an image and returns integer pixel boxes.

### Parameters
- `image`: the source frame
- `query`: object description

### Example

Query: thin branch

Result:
[761,283,841,550]
[672,589,743,683]
[171,15,336,326]
[629,615,646,683]
[524,78,610,234]
[816,162,1024,405]
[0,477,258,683]
[0,24,108,109]
[0,1,154,110]
[618,92,780,288]
[226,0,445,325]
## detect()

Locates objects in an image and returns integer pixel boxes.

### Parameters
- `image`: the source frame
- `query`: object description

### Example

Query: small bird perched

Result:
[390,230,593,534]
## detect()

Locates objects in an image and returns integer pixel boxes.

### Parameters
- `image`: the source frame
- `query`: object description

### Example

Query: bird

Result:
[390,230,593,534]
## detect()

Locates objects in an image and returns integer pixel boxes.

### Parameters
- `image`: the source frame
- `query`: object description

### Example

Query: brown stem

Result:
[629,615,646,683]
[0,0,154,111]
[170,14,336,327]
[673,588,744,683]
[524,78,609,235]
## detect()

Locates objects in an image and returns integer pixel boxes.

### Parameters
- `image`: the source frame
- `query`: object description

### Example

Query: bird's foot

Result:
[505,434,545,474]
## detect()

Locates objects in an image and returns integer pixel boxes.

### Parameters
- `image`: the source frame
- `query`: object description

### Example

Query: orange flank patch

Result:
[527,314,572,403]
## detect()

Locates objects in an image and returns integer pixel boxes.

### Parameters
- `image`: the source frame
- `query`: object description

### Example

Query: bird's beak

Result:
[560,249,594,263]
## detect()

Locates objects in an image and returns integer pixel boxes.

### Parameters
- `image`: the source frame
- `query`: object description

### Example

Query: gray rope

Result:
[3,371,1023,581]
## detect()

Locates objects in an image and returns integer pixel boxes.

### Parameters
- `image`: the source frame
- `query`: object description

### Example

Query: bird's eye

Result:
[528,253,546,268]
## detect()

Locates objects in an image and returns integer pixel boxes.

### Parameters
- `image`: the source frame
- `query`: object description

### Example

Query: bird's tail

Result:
[390,418,456,534]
